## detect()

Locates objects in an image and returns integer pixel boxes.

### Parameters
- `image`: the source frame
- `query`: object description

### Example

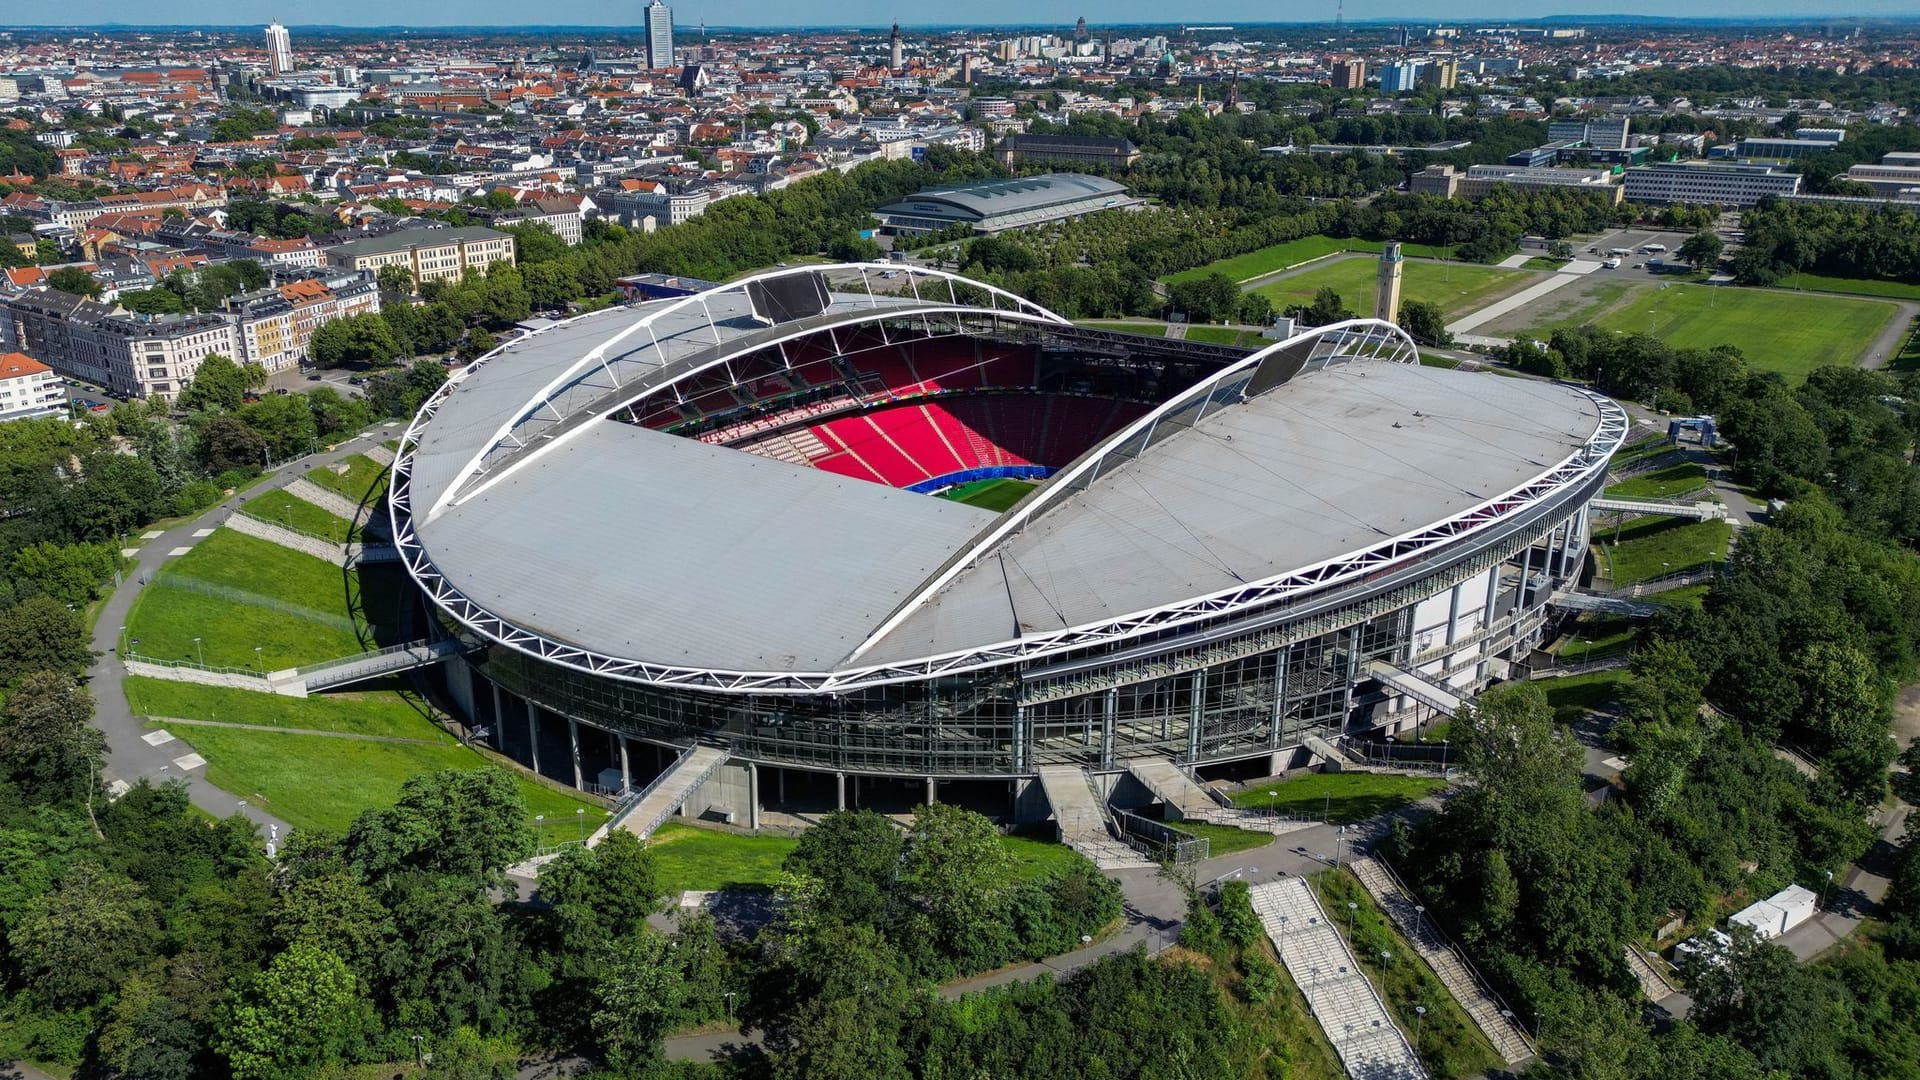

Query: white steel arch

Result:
[425,262,1067,519]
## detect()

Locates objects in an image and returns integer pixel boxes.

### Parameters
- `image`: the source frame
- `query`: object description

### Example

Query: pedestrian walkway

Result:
[1347,857,1534,1065]
[1250,877,1426,1080]
[600,745,731,842]
[1445,272,1584,337]
[1038,764,1154,870]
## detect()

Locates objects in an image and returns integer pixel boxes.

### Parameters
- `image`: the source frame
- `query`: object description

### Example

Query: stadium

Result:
[391,262,1627,823]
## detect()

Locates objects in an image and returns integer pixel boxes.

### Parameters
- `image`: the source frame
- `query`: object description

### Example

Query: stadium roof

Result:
[394,265,1623,691]
[871,173,1134,231]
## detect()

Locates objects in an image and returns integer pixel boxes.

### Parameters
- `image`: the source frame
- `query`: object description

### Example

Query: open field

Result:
[1591,285,1896,379]
[1776,271,1920,302]
[1482,275,1641,339]
[244,488,361,543]
[1597,517,1732,584]
[1252,258,1540,320]
[148,721,599,834]
[941,478,1037,511]
[1311,870,1505,1080]
[1605,461,1708,500]
[126,676,450,740]
[1165,236,1455,285]
[1230,773,1445,823]
[306,453,390,505]
[126,530,366,668]
[1555,615,1638,664]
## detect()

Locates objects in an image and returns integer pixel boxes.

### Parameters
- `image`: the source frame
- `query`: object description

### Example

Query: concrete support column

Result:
[618,737,631,793]
[836,771,846,810]
[1187,668,1205,763]
[925,777,936,805]
[490,681,505,745]
[567,718,584,791]
[1340,625,1361,727]
[777,768,786,807]
[1101,688,1117,769]
[747,763,761,831]
[1269,648,1288,750]
[1012,704,1027,773]
[525,700,542,776]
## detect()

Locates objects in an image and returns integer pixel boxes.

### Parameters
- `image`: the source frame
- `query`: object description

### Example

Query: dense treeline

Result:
[1734,199,1920,284]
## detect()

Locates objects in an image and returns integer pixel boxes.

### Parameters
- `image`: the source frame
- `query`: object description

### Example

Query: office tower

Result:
[265,22,294,76]
[1375,242,1403,323]
[889,23,903,72]
[645,0,674,70]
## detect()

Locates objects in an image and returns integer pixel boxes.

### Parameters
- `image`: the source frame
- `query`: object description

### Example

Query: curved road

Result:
[86,422,402,843]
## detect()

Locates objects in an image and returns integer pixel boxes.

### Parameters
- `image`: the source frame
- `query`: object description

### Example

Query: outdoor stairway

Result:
[1347,856,1535,1066]
[1625,945,1681,1004]
[1127,758,1319,836]
[1364,660,1464,719]
[1037,765,1153,870]
[278,638,468,695]
[1250,878,1426,1080]
[599,745,730,843]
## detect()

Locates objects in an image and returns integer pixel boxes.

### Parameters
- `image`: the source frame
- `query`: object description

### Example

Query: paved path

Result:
[1857,300,1918,371]
[88,422,403,842]
[1779,801,1910,961]
[1445,272,1586,337]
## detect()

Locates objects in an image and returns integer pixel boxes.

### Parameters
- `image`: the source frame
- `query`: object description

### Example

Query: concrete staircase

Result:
[1037,765,1154,870]
[1127,758,1319,836]
[598,745,730,843]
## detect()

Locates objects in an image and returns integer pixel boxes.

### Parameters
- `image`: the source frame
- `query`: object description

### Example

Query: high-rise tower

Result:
[1375,242,1404,323]
[265,22,294,76]
[645,0,675,70]
[889,23,903,72]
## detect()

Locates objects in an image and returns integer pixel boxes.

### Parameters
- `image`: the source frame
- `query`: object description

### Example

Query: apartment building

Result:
[323,226,517,284]
[0,352,67,423]
[1622,162,1803,206]
[225,273,382,374]
[0,289,238,399]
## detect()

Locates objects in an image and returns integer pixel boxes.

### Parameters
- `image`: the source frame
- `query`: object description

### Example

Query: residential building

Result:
[0,352,66,423]
[1331,59,1367,90]
[226,273,382,374]
[1419,60,1458,90]
[1622,162,1803,206]
[995,134,1140,169]
[265,23,295,76]
[604,185,709,228]
[0,289,238,399]
[323,226,517,285]
[645,0,675,70]
[1378,62,1422,93]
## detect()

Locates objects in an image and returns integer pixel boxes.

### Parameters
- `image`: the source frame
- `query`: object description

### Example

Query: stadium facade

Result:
[391,263,1626,819]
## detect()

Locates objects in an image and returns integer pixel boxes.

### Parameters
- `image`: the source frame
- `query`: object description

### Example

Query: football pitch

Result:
[942,478,1038,511]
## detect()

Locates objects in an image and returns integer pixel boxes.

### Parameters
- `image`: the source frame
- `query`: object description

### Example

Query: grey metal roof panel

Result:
[874,173,1128,219]
[413,420,994,672]
[854,362,1602,666]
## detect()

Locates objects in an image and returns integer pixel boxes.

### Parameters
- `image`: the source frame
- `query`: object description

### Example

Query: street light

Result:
[1267,789,1278,818]
[254,645,263,670]
[1414,1005,1427,1051]
[535,814,544,854]
[192,636,204,666]
[576,806,586,842]
[1347,900,1357,938]
[410,1034,423,1066]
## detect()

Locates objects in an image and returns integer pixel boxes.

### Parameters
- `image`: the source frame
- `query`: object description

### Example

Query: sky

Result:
[1,0,1916,28]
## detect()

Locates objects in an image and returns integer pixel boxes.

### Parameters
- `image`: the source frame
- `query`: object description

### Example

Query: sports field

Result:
[1775,271,1920,302]
[1252,257,1539,319]
[942,477,1038,511]
[1588,284,1897,379]
[1164,236,1458,286]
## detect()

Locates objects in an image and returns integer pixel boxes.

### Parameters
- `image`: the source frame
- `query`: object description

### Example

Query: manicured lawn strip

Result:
[647,822,798,893]
[160,528,352,610]
[1175,820,1274,856]
[1556,616,1638,663]
[1538,670,1631,717]
[1599,518,1732,584]
[1775,271,1920,302]
[1165,236,1455,285]
[1522,256,1568,271]
[125,676,454,741]
[149,723,576,834]
[1252,258,1538,320]
[126,582,363,670]
[1605,461,1707,500]
[1588,285,1896,380]
[1418,353,1462,368]
[1001,835,1099,882]
[1311,870,1505,1080]
[1184,325,1266,347]
[306,454,390,505]
[244,488,360,543]
[1077,320,1168,337]
[1229,773,1445,823]
[1893,318,1920,374]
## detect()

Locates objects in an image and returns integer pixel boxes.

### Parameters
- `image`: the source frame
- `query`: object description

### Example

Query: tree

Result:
[45,265,101,298]
[239,393,319,462]
[309,313,402,368]
[8,539,121,605]
[0,672,103,805]
[901,803,1012,959]
[783,809,905,929]
[1678,228,1725,270]
[376,264,415,296]
[589,931,685,1071]
[176,353,250,413]
[0,595,93,682]
[8,862,154,1006]
[1396,298,1452,346]
[217,944,375,1080]
[1293,285,1353,326]
[344,768,533,882]
[458,329,497,361]
[196,415,267,475]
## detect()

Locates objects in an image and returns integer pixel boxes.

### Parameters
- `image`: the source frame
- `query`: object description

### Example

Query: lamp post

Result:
[1414,904,1426,942]
[1267,789,1278,818]
[254,645,263,671]
[1414,1004,1427,1052]
[1347,900,1357,938]
[410,1034,423,1066]
[535,814,544,855]
[192,636,204,666]
[576,806,586,843]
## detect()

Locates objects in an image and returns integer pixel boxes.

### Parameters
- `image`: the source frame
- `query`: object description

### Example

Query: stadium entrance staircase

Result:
[1589,496,1727,521]
[1127,758,1318,836]
[1036,765,1154,870]
[597,745,731,843]
[1364,660,1465,719]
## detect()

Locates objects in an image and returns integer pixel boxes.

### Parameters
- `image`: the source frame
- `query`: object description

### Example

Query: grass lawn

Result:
[1892,319,1920,374]
[1002,835,1099,881]
[1184,325,1268,347]
[1164,235,1455,285]
[1311,870,1504,1080]
[1537,670,1631,718]
[244,488,361,543]
[1555,615,1637,664]
[1589,284,1897,380]
[1418,353,1463,369]
[126,529,366,669]
[1776,271,1920,302]
[306,454,390,505]
[1176,820,1275,857]
[1649,584,1710,609]
[1503,276,1644,338]
[1077,320,1168,337]
[1253,258,1538,320]
[150,722,599,834]
[647,822,798,893]
[941,478,1038,511]
[1598,517,1732,584]
[1605,461,1707,500]
[125,676,452,740]
[1230,773,1445,823]
[1522,256,1569,271]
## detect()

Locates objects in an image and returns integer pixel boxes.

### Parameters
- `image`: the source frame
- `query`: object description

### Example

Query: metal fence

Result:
[1111,807,1210,864]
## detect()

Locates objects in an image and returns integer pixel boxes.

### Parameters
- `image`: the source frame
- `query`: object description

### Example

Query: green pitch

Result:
[941,478,1038,511]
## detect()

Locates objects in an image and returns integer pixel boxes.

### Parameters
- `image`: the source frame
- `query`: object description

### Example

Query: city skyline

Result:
[5,0,1920,28]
